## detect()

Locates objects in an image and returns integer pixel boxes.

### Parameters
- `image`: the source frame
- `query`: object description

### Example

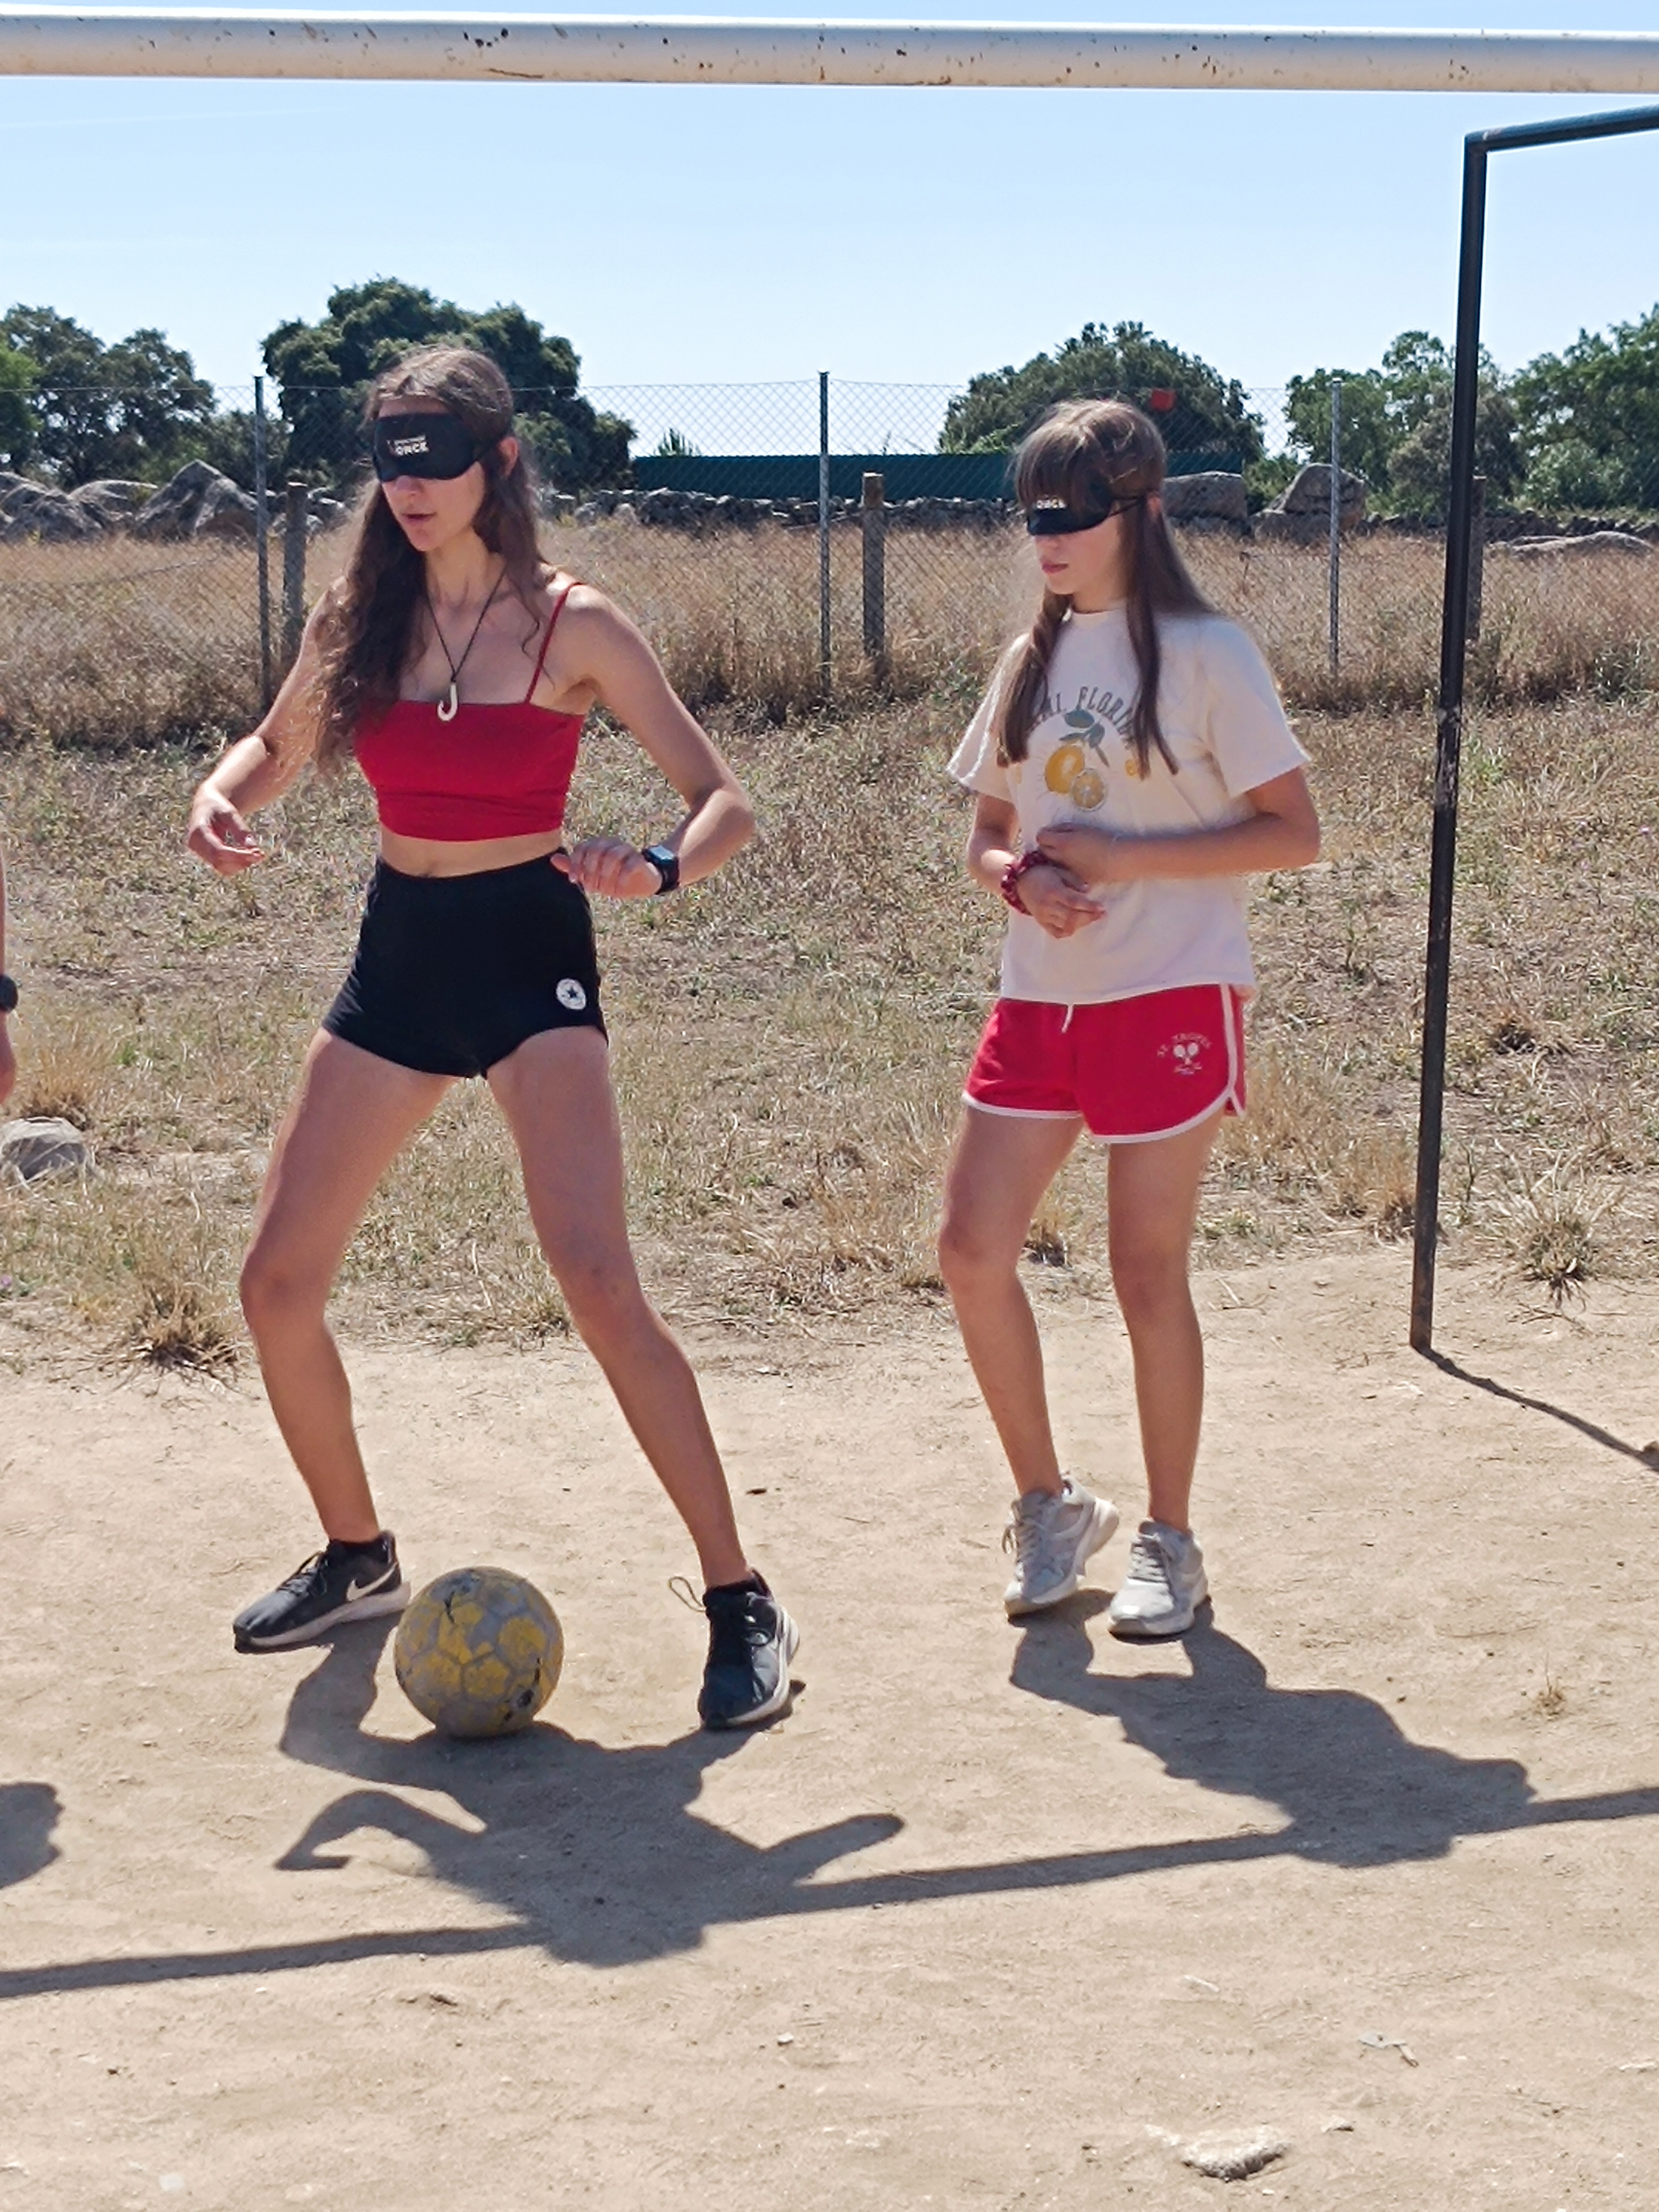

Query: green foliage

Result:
[653,427,700,458]
[1285,333,1522,514]
[0,343,32,469]
[0,306,214,485]
[939,320,1264,464]
[264,279,632,493]
[1284,368,1394,491]
[1515,304,1659,514]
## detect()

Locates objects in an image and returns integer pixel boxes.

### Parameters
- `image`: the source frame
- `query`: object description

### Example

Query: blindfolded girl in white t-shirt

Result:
[941,398,1320,1637]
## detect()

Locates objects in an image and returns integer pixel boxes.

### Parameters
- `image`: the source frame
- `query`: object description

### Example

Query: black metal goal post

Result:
[1410,100,1659,1354]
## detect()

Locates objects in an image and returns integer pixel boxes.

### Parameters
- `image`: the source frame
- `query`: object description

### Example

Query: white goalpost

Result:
[0,11,1653,94]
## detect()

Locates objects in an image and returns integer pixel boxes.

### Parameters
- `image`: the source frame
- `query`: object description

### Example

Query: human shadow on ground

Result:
[1421,1346,1659,1471]
[0,1783,60,1889]
[268,1620,905,1970]
[9,1608,1659,2001]
[1011,1597,1659,1866]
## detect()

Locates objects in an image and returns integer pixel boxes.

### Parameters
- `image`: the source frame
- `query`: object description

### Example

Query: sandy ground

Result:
[4,1244,1659,2210]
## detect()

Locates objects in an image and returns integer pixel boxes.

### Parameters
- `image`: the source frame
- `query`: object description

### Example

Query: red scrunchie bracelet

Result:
[999,849,1048,913]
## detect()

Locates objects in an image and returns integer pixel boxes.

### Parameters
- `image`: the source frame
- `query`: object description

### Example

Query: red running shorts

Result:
[964,984,1246,1143]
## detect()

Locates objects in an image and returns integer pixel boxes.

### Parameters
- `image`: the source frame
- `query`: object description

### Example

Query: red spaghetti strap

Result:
[523,579,577,702]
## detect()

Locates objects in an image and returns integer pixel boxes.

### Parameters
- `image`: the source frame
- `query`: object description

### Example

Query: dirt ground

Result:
[4,1242,1659,2210]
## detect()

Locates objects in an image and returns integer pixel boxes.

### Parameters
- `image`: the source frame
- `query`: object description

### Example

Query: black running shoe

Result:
[232,1534,409,1653]
[698,1575,799,1730]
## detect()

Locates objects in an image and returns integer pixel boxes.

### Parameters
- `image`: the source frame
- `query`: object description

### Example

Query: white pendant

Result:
[436,682,459,723]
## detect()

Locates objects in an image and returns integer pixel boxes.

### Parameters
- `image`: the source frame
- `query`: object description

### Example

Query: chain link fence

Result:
[2,374,1656,746]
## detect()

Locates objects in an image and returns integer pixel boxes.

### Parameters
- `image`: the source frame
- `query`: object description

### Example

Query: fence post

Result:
[1467,474,1487,643]
[253,375,273,710]
[861,471,887,680]
[1328,374,1342,676]
[282,476,308,669]
[818,370,831,701]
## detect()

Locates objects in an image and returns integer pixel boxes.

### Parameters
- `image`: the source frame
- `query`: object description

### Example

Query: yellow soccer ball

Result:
[393,1567,564,1738]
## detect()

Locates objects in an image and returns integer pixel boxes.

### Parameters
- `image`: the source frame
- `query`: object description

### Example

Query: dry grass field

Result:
[4,669,1659,1372]
[2,515,1655,746]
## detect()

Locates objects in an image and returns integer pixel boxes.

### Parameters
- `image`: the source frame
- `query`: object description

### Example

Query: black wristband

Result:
[641,844,681,895]
[0,974,17,1015]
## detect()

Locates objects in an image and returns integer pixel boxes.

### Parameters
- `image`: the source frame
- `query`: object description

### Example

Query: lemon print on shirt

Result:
[1045,741,1088,795]
[1044,710,1109,810]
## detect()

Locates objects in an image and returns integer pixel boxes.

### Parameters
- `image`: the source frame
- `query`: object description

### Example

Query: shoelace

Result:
[669,1575,770,1664]
[1002,1496,1075,1583]
[1122,1532,1174,1590]
[278,1552,329,1595]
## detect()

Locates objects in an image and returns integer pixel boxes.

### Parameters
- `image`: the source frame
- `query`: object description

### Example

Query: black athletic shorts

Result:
[323,855,606,1078]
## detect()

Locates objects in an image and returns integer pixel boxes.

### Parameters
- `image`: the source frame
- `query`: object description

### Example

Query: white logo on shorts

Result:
[1163,1033,1209,1076]
[556,978,588,1012]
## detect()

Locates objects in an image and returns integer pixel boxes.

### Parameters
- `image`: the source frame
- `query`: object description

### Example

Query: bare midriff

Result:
[376,826,570,879]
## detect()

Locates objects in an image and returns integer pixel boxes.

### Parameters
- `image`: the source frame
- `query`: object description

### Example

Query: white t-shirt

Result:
[949,604,1309,1005]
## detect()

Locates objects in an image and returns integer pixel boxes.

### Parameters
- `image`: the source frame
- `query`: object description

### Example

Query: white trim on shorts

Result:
[962,1096,1083,1122]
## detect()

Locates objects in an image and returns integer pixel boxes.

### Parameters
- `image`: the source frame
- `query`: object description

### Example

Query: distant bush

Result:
[939,320,1264,466]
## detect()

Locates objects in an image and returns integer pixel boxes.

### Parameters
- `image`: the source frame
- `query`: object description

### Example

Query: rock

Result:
[1179,2129,1289,2182]
[68,478,154,526]
[1163,470,1249,527]
[1491,529,1651,561]
[193,476,259,540]
[0,1117,94,1183]
[1257,463,1367,543]
[541,491,577,522]
[0,482,103,542]
[1274,462,1368,518]
[130,460,255,543]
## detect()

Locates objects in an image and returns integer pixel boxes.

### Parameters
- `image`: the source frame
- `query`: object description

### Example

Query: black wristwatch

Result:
[0,974,17,1015]
[642,844,681,895]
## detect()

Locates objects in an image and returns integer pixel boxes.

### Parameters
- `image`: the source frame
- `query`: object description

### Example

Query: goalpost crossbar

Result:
[0,12,1655,92]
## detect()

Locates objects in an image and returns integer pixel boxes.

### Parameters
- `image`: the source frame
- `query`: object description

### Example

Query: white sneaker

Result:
[1002,1479,1120,1617]
[1108,1520,1209,1639]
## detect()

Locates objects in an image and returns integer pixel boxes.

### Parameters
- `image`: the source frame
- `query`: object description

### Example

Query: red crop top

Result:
[355,584,584,841]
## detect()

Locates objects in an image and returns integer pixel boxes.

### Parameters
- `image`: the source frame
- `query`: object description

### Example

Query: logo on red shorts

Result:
[1161,1031,1211,1077]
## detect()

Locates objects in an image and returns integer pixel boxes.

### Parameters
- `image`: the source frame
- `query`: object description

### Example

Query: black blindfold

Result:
[1024,494,1143,537]
[371,413,485,482]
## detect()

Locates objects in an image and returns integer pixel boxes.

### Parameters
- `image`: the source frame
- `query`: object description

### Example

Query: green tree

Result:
[1378,334,1523,514]
[0,306,213,483]
[1514,304,1659,512]
[0,344,32,469]
[264,279,632,492]
[1283,368,1394,492]
[1284,333,1521,512]
[939,320,1264,464]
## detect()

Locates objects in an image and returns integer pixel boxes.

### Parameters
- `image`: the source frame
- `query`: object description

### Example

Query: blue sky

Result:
[1,0,1656,425]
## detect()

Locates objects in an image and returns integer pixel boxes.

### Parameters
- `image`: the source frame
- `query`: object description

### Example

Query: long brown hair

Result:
[309,346,548,772]
[995,398,1212,775]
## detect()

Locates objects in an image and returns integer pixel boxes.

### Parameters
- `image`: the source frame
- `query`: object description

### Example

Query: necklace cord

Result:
[424,568,507,716]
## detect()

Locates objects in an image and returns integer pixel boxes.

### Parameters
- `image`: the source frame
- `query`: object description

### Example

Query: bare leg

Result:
[936,1108,1083,1498]
[241,1032,452,1541]
[1105,1111,1224,1532]
[488,1027,749,1589]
